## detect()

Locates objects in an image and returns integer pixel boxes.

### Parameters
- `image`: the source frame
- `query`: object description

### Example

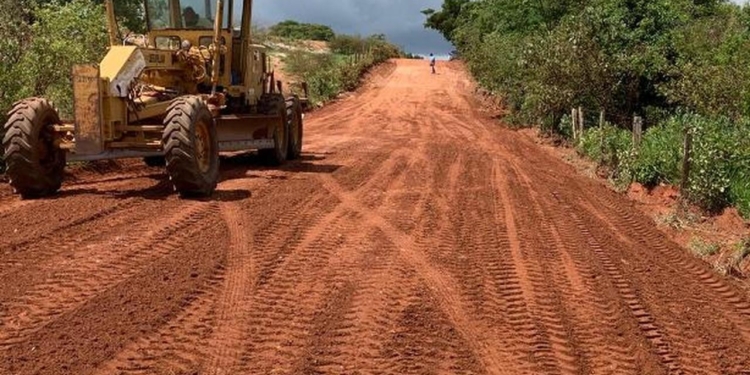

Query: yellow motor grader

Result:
[2,0,305,198]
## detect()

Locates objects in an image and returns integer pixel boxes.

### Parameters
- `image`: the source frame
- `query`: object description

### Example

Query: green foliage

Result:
[284,52,343,103]
[0,0,35,123]
[329,34,368,55]
[630,119,684,187]
[689,238,721,257]
[576,112,750,216]
[329,34,402,60]
[731,177,750,218]
[684,114,748,213]
[269,20,335,41]
[577,124,632,178]
[25,0,108,118]
[0,0,108,119]
[0,0,109,172]
[283,35,400,105]
[422,0,470,41]
[728,120,750,218]
[251,24,269,44]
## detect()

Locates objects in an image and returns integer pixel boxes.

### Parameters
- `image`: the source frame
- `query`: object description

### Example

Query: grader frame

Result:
[2,0,305,198]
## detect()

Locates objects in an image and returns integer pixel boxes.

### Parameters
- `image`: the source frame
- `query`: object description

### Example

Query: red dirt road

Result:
[2,60,750,374]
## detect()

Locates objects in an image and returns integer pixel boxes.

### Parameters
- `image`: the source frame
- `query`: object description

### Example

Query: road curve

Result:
[2,59,750,374]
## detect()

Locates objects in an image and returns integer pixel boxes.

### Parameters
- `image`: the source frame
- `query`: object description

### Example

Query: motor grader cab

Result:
[2,0,306,198]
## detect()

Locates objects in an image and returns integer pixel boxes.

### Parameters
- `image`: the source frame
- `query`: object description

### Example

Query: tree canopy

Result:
[269,20,335,41]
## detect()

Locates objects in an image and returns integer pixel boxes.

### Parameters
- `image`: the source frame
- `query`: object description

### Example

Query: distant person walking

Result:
[429,53,436,74]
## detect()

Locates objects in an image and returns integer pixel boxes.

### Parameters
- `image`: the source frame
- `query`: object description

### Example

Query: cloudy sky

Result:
[253,0,453,55]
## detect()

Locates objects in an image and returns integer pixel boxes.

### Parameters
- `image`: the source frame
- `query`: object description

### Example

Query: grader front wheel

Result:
[2,98,66,199]
[162,96,219,198]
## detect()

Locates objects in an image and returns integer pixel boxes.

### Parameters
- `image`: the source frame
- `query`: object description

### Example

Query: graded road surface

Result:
[2,59,750,375]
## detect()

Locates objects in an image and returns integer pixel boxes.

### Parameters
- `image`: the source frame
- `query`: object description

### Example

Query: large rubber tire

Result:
[258,96,289,166]
[2,98,66,199]
[162,96,219,198]
[286,96,303,160]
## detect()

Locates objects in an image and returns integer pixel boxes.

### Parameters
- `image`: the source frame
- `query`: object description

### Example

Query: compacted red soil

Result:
[2,60,750,374]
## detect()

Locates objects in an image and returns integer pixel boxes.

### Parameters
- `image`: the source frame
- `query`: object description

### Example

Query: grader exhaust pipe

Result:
[211,0,224,96]
[104,0,119,46]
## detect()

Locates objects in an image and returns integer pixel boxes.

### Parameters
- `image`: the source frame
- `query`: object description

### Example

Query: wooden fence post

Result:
[599,110,605,162]
[578,107,584,137]
[571,108,578,140]
[633,116,643,148]
[680,128,693,198]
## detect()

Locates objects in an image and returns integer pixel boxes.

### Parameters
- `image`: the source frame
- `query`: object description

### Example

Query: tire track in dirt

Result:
[291,138,480,373]
[494,163,584,375]
[0,176,169,250]
[93,260,226,375]
[589,190,750,323]
[288,152,483,374]
[572,195,750,374]
[1,203,225,374]
[93,176,333,375]
[317,173,517,375]
[0,201,215,351]
[503,161,651,375]
[563,201,683,373]
[289,211,385,374]
[501,141,694,374]
[228,150,407,372]
[430,69,749,374]
[201,201,255,375]
[0,192,177,284]
[236,208,357,374]
[417,147,563,374]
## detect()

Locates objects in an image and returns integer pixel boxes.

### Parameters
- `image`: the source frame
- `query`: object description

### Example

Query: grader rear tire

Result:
[286,97,303,160]
[259,97,289,166]
[162,96,219,198]
[2,98,65,199]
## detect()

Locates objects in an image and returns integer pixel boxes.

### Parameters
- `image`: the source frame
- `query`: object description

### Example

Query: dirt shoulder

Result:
[513,126,750,278]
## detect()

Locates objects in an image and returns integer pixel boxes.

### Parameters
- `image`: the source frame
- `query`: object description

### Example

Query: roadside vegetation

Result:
[424,0,750,219]
[277,33,403,105]
[269,20,335,41]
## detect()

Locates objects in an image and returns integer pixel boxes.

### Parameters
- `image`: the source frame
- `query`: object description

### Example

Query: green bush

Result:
[578,124,632,179]
[329,35,367,55]
[0,0,108,174]
[728,121,750,218]
[630,119,684,187]
[269,20,335,41]
[731,178,750,218]
[283,34,401,106]
[684,115,738,213]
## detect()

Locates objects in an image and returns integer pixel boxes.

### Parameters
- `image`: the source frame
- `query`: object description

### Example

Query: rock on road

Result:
[1,59,750,375]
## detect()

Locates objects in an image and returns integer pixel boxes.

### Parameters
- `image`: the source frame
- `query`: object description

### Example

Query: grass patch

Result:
[714,237,750,276]
[688,237,720,257]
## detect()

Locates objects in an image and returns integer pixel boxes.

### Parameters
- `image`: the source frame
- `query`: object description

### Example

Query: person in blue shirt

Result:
[429,53,436,74]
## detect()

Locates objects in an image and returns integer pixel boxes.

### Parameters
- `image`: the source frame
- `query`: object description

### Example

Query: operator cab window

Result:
[146,0,231,30]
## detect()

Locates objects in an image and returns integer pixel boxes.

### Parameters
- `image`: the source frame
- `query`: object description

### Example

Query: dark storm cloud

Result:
[252,0,453,55]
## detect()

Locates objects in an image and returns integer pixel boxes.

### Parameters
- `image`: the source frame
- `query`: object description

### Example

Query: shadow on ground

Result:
[45,152,340,202]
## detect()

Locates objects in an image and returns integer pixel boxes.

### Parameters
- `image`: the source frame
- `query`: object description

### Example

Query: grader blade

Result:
[72,65,104,155]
